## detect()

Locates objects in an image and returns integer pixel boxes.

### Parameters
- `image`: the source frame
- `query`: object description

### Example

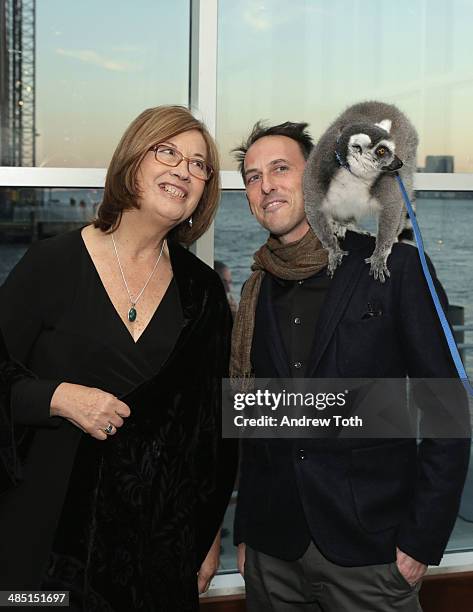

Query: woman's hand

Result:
[50,382,131,440]
[197,530,221,594]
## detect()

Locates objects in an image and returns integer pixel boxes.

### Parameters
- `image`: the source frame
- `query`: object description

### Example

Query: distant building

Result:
[0,0,36,166]
[417,154,473,198]
[424,155,455,173]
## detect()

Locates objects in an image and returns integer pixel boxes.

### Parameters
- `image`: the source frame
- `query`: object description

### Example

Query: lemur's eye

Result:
[352,145,362,154]
[376,147,386,156]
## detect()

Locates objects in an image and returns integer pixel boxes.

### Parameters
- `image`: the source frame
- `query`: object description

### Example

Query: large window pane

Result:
[215,189,473,557]
[215,192,473,375]
[1,0,189,167]
[217,0,473,173]
[357,191,473,377]
[414,192,473,553]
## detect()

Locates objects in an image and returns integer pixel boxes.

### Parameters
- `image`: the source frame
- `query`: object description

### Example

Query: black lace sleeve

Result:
[0,333,35,493]
[0,242,62,427]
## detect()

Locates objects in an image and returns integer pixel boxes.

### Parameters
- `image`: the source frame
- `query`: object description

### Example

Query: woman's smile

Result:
[158,181,188,199]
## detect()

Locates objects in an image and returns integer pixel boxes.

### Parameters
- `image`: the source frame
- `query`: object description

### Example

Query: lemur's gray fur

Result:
[303,101,418,282]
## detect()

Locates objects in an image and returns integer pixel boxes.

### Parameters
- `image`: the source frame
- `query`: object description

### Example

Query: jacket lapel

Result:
[169,242,201,319]
[307,235,367,377]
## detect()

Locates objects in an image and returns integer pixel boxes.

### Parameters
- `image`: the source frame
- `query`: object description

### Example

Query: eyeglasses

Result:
[149,144,214,181]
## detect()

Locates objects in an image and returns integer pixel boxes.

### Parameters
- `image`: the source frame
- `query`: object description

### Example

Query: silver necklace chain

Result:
[111,232,166,310]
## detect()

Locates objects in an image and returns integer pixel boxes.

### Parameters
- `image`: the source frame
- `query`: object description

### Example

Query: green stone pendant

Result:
[128,306,137,322]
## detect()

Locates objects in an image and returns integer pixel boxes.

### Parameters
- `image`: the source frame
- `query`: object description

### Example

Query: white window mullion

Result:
[189,0,218,267]
[0,167,106,188]
[221,171,244,190]
[1,168,473,193]
[414,173,473,191]
[221,171,473,192]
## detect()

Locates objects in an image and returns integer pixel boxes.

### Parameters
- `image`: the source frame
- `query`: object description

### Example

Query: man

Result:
[230,121,470,611]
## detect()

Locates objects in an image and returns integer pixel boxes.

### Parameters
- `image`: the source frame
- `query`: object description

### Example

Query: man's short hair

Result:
[232,120,314,181]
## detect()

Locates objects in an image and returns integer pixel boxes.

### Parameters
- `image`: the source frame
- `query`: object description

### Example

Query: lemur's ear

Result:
[375,119,392,133]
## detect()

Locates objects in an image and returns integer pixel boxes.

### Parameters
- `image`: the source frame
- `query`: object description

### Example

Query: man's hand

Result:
[198,531,221,594]
[396,547,427,586]
[237,542,246,577]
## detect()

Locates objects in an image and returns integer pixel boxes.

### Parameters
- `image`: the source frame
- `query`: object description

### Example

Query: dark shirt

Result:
[245,269,332,556]
[267,271,331,377]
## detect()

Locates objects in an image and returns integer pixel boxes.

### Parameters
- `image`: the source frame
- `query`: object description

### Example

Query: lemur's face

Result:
[346,134,399,178]
[338,120,403,179]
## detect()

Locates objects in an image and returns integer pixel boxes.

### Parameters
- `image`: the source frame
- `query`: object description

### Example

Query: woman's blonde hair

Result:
[94,105,220,246]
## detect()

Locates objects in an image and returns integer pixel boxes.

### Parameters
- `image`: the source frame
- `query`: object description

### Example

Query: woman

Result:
[0,106,237,611]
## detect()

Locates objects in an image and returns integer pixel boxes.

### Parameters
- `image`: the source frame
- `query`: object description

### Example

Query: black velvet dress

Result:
[0,229,237,611]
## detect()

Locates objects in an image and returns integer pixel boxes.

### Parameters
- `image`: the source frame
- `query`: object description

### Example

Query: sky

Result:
[36,0,189,167]
[35,0,473,172]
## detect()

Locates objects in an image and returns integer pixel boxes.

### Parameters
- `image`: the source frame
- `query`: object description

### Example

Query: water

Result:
[1,192,472,372]
[215,192,473,374]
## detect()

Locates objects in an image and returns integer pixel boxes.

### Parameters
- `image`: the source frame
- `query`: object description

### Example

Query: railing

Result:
[453,326,473,354]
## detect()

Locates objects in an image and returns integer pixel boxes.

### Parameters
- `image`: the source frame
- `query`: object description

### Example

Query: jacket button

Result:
[294,361,302,369]
[298,280,304,285]
[299,449,305,460]
[294,317,301,325]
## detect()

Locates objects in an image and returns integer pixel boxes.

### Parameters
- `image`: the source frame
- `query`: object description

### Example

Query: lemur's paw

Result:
[365,254,391,283]
[331,222,347,239]
[327,249,349,277]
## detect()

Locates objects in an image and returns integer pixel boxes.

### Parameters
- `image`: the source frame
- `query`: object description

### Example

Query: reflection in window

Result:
[0,186,102,283]
[218,0,473,173]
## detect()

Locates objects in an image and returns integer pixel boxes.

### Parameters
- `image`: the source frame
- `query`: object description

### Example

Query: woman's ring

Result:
[104,423,114,435]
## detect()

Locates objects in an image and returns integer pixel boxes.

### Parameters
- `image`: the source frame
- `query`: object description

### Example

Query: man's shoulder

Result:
[341,230,376,253]
[343,231,419,266]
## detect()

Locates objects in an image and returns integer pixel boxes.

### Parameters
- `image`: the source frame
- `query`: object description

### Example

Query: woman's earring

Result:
[188,216,193,227]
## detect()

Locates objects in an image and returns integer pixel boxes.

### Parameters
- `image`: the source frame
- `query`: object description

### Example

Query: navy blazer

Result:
[234,231,471,566]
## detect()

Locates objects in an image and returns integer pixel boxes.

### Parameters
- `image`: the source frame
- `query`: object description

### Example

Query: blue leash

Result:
[396,173,473,397]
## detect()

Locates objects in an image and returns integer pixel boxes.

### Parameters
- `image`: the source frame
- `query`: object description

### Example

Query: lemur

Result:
[303,101,418,282]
